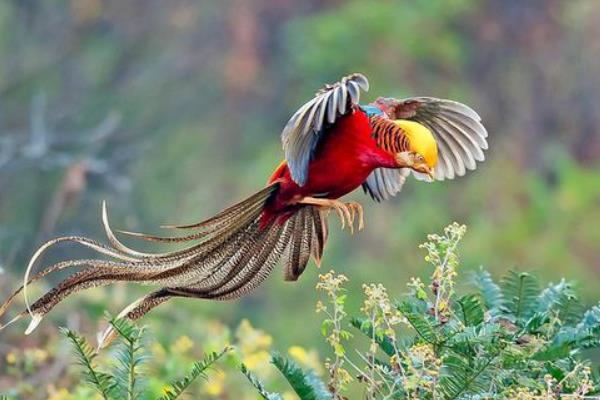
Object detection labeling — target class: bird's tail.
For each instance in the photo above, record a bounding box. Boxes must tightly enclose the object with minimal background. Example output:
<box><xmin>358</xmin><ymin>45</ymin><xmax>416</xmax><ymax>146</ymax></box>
<box><xmin>0</xmin><ymin>183</ymin><xmax>327</xmax><ymax>347</ymax></box>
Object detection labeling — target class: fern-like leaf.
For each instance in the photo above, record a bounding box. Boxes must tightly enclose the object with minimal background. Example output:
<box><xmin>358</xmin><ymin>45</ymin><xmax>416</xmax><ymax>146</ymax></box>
<box><xmin>438</xmin><ymin>355</ymin><xmax>496</xmax><ymax>400</ymax></box>
<box><xmin>240</xmin><ymin>363</ymin><xmax>284</xmax><ymax>400</ymax></box>
<box><xmin>567</xmin><ymin>303</ymin><xmax>600</xmax><ymax>348</ymax></box>
<box><xmin>456</xmin><ymin>294</ymin><xmax>484</xmax><ymax>327</ymax></box>
<box><xmin>158</xmin><ymin>347</ymin><xmax>231</xmax><ymax>400</ymax></box>
<box><xmin>534</xmin><ymin>303</ymin><xmax>600</xmax><ymax>360</ymax></box>
<box><xmin>471</xmin><ymin>267</ymin><xmax>503</xmax><ymax>315</ymax></box>
<box><xmin>397</xmin><ymin>301</ymin><xmax>442</xmax><ymax>345</ymax></box>
<box><xmin>536</xmin><ymin>280</ymin><xmax>581</xmax><ymax>324</ymax></box>
<box><xmin>500</xmin><ymin>271</ymin><xmax>540</xmax><ymax>321</ymax></box>
<box><xmin>270</xmin><ymin>352</ymin><xmax>332</xmax><ymax>400</ymax></box>
<box><xmin>532</xmin><ymin>342</ymin><xmax>572</xmax><ymax>361</ymax></box>
<box><xmin>61</xmin><ymin>327</ymin><xmax>117</xmax><ymax>399</ymax></box>
<box><xmin>109</xmin><ymin>317</ymin><xmax>147</xmax><ymax>400</ymax></box>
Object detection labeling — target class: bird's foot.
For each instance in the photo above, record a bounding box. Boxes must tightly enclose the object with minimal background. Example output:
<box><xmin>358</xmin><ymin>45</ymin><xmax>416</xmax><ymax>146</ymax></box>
<box><xmin>346</xmin><ymin>201</ymin><xmax>364</xmax><ymax>232</ymax></box>
<box><xmin>299</xmin><ymin>197</ymin><xmax>364</xmax><ymax>233</ymax></box>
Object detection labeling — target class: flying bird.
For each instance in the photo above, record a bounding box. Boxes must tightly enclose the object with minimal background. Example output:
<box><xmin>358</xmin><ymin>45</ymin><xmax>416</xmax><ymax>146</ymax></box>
<box><xmin>0</xmin><ymin>73</ymin><xmax>488</xmax><ymax>346</ymax></box>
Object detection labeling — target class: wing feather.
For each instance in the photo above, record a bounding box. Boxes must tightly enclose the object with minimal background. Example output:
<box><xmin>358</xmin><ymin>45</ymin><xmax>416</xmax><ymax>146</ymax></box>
<box><xmin>347</xmin><ymin>81</ymin><xmax>360</xmax><ymax>103</ymax></box>
<box><xmin>327</xmin><ymin>87</ymin><xmax>339</xmax><ymax>124</ymax></box>
<box><xmin>363</xmin><ymin>97</ymin><xmax>488</xmax><ymax>197</ymax></box>
<box><xmin>337</xmin><ymin>84</ymin><xmax>347</xmax><ymax>114</ymax></box>
<box><xmin>281</xmin><ymin>73</ymin><xmax>370</xmax><ymax>185</ymax></box>
<box><xmin>362</xmin><ymin>167</ymin><xmax>411</xmax><ymax>202</ymax></box>
<box><xmin>401</xmin><ymin>97</ymin><xmax>488</xmax><ymax>181</ymax></box>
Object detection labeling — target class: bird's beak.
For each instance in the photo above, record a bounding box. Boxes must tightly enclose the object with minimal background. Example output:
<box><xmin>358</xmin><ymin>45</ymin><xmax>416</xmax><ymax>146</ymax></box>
<box><xmin>423</xmin><ymin>166</ymin><xmax>435</xmax><ymax>181</ymax></box>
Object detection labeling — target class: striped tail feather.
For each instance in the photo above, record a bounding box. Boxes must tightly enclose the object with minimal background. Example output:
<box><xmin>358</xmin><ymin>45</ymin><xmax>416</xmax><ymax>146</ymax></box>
<box><xmin>0</xmin><ymin>184</ymin><xmax>328</xmax><ymax>342</ymax></box>
<box><xmin>97</xmin><ymin>206</ymin><xmax>327</xmax><ymax>348</ymax></box>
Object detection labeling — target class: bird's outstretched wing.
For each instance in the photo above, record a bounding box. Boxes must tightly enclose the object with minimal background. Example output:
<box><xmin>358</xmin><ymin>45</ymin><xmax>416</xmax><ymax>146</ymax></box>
<box><xmin>363</xmin><ymin>98</ymin><xmax>488</xmax><ymax>201</ymax></box>
<box><xmin>281</xmin><ymin>73</ymin><xmax>369</xmax><ymax>186</ymax></box>
<box><xmin>395</xmin><ymin>97</ymin><xmax>488</xmax><ymax>180</ymax></box>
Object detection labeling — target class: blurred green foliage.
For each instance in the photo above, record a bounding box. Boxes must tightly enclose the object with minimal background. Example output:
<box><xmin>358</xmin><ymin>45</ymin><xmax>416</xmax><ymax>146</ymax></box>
<box><xmin>1</xmin><ymin>0</ymin><xmax>599</xmax><ymax>398</ymax></box>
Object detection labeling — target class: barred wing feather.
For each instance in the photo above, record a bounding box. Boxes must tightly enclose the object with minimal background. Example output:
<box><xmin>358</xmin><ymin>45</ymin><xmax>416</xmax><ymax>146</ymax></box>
<box><xmin>281</xmin><ymin>73</ymin><xmax>369</xmax><ymax>186</ymax></box>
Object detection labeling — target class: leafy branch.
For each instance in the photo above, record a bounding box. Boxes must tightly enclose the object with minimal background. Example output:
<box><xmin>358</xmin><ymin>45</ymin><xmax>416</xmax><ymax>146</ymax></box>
<box><xmin>62</xmin><ymin>318</ymin><xmax>230</xmax><ymax>400</ymax></box>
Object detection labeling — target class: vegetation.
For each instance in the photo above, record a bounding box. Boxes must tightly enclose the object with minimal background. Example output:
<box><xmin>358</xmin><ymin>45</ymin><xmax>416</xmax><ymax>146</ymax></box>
<box><xmin>4</xmin><ymin>223</ymin><xmax>599</xmax><ymax>399</ymax></box>
<box><xmin>241</xmin><ymin>223</ymin><xmax>600</xmax><ymax>399</ymax></box>
<box><xmin>61</xmin><ymin>317</ymin><xmax>231</xmax><ymax>400</ymax></box>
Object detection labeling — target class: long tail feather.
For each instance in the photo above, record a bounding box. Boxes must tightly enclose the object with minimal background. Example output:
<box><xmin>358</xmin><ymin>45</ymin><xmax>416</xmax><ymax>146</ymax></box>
<box><xmin>311</xmin><ymin>207</ymin><xmax>327</xmax><ymax>266</ymax></box>
<box><xmin>97</xmin><ymin>289</ymin><xmax>172</xmax><ymax>349</ymax></box>
<box><xmin>1</xmin><ymin>184</ymin><xmax>330</xmax><ymax>335</ymax></box>
<box><xmin>21</xmin><ymin>236</ymin><xmax>141</xmax><ymax>321</ymax></box>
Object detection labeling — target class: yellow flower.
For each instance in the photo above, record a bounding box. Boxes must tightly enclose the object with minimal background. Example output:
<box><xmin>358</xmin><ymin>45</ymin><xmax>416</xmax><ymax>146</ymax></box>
<box><xmin>288</xmin><ymin>346</ymin><xmax>323</xmax><ymax>374</ymax></box>
<box><xmin>288</xmin><ymin>346</ymin><xmax>309</xmax><ymax>364</ymax></box>
<box><xmin>204</xmin><ymin>369</ymin><xmax>226</xmax><ymax>396</ymax></box>
<box><xmin>47</xmin><ymin>388</ymin><xmax>73</xmax><ymax>400</ymax></box>
<box><xmin>151</xmin><ymin>341</ymin><xmax>166</xmax><ymax>360</ymax></box>
<box><xmin>171</xmin><ymin>335</ymin><xmax>194</xmax><ymax>354</ymax></box>
<box><xmin>236</xmin><ymin>319</ymin><xmax>273</xmax><ymax>355</ymax></box>
<box><xmin>315</xmin><ymin>300</ymin><xmax>326</xmax><ymax>313</ymax></box>
<box><xmin>242</xmin><ymin>350</ymin><xmax>270</xmax><ymax>370</ymax></box>
<box><xmin>33</xmin><ymin>348</ymin><xmax>49</xmax><ymax>363</ymax></box>
<box><xmin>6</xmin><ymin>352</ymin><xmax>16</xmax><ymax>364</ymax></box>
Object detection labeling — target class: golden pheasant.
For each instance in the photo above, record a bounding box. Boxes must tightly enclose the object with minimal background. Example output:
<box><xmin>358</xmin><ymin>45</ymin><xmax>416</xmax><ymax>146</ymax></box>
<box><xmin>0</xmin><ymin>73</ymin><xmax>488</xmax><ymax>346</ymax></box>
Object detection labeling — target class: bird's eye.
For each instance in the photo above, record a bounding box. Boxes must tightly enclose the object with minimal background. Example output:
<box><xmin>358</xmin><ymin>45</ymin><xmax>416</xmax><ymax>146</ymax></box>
<box><xmin>417</xmin><ymin>154</ymin><xmax>425</xmax><ymax>163</ymax></box>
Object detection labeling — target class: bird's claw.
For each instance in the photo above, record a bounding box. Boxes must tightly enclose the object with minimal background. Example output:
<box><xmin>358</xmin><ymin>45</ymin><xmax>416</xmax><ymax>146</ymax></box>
<box><xmin>299</xmin><ymin>197</ymin><xmax>365</xmax><ymax>233</ymax></box>
<box><xmin>324</xmin><ymin>201</ymin><xmax>364</xmax><ymax>233</ymax></box>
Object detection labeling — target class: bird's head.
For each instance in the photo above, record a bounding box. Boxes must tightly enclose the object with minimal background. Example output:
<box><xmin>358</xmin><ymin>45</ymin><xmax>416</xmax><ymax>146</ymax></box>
<box><xmin>393</xmin><ymin>119</ymin><xmax>438</xmax><ymax>180</ymax></box>
<box><xmin>372</xmin><ymin>97</ymin><xmax>438</xmax><ymax>179</ymax></box>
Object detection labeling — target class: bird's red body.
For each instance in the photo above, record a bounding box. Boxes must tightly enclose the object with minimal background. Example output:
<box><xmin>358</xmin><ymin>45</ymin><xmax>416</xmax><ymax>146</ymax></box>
<box><xmin>261</xmin><ymin>108</ymin><xmax>395</xmax><ymax>227</ymax></box>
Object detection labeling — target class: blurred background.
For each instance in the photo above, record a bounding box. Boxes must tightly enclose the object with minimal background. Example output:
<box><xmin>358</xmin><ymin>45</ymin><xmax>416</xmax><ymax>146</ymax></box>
<box><xmin>1</xmin><ymin>0</ymin><xmax>599</xmax><ymax>398</ymax></box>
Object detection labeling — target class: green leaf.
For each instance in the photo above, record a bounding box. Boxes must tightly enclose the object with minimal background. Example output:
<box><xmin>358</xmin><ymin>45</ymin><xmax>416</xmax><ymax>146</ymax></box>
<box><xmin>546</xmin><ymin>365</ymin><xmax>566</xmax><ymax>382</ymax></box>
<box><xmin>447</xmin><ymin>323</ymin><xmax>502</xmax><ymax>355</ymax></box>
<box><xmin>158</xmin><ymin>347</ymin><xmax>231</xmax><ymax>400</ymax></box>
<box><xmin>532</xmin><ymin>342</ymin><xmax>571</xmax><ymax>361</ymax></box>
<box><xmin>500</xmin><ymin>271</ymin><xmax>540</xmax><ymax>321</ymax></box>
<box><xmin>576</xmin><ymin>303</ymin><xmax>600</xmax><ymax>335</ymax></box>
<box><xmin>61</xmin><ymin>327</ymin><xmax>117</xmax><ymax>400</ymax></box>
<box><xmin>456</xmin><ymin>294</ymin><xmax>485</xmax><ymax>327</ymax></box>
<box><xmin>547</xmin><ymin>303</ymin><xmax>600</xmax><ymax>352</ymax></box>
<box><xmin>240</xmin><ymin>363</ymin><xmax>283</xmax><ymax>400</ymax></box>
<box><xmin>416</xmin><ymin>287</ymin><xmax>428</xmax><ymax>301</ymax></box>
<box><xmin>350</xmin><ymin>317</ymin><xmax>396</xmax><ymax>357</ymax></box>
<box><xmin>522</xmin><ymin>312</ymin><xmax>550</xmax><ymax>334</ymax></box>
<box><xmin>270</xmin><ymin>352</ymin><xmax>332</xmax><ymax>400</ymax></box>
<box><xmin>109</xmin><ymin>317</ymin><xmax>148</xmax><ymax>400</ymax></box>
<box><xmin>397</xmin><ymin>301</ymin><xmax>441</xmax><ymax>345</ymax></box>
<box><xmin>536</xmin><ymin>279</ymin><xmax>581</xmax><ymax>322</ymax></box>
<box><xmin>333</xmin><ymin>343</ymin><xmax>345</xmax><ymax>357</ymax></box>
<box><xmin>438</xmin><ymin>355</ymin><xmax>496</xmax><ymax>400</ymax></box>
<box><xmin>321</xmin><ymin>319</ymin><xmax>333</xmax><ymax>337</ymax></box>
<box><xmin>471</xmin><ymin>267</ymin><xmax>503</xmax><ymax>314</ymax></box>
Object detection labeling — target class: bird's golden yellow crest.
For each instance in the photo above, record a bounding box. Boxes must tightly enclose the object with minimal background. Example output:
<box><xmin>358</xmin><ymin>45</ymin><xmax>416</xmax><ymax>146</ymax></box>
<box><xmin>393</xmin><ymin>119</ymin><xmax>438</xmax><ymax>168</ymax></box>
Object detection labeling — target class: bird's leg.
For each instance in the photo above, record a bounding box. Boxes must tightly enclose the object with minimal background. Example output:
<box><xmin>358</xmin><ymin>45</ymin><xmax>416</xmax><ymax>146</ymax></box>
<box><xmin>300</xmin><ymin>197</ymin><xmax>351</xmax><ymax>230</ymax></box>
<box><xmin>299</xmin><ymin>197</ymin><xmax>364</xmax><ymax>232</ymax></box>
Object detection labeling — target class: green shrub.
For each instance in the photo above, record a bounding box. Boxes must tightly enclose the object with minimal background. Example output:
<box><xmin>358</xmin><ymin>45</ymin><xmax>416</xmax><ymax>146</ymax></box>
<box><xmin>244</xmin><ymin>223</ymin><xmax>600</xmax><ymax>399</ymax></box>
<box><xmin>61</xmin><ymin>317</ymin><xmax>231</xmax><ymax>400</ymax></box>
